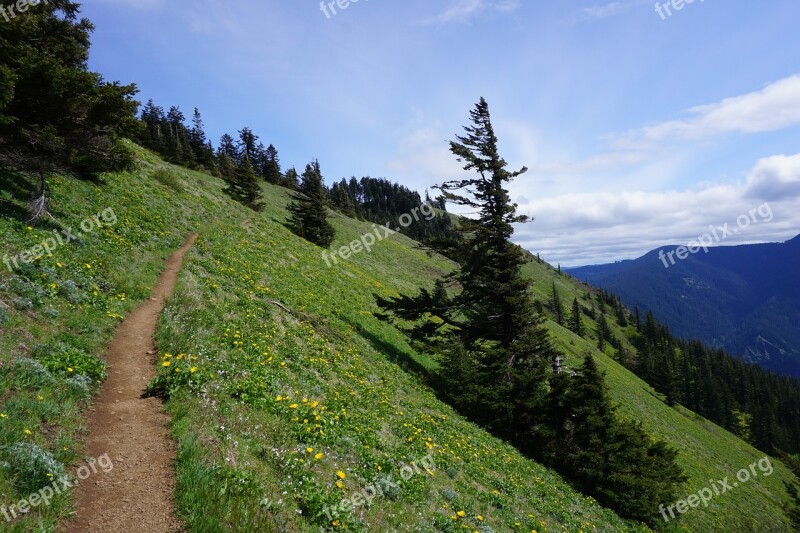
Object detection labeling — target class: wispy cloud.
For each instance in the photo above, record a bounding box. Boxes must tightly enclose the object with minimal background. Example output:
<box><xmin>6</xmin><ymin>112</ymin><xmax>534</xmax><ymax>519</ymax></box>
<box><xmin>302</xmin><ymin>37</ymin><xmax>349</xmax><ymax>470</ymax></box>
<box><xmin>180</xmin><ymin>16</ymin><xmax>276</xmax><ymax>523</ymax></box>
<box><xmin>578</xmin><ymin>0</ymin><xmax>649</xmax><ymax>21</ymax></box>
<box><xmin>612</xmin><ymin>74</ymin><xmax>800</xmax><ymax>147</ymax></box>
<box><xmin>530</xmin><ymin>74</ymin><xmax>800</xmax><ymax>179</ymax></box>
<box><xmin>421</xmin><ymin>0</ymin><xmax>521</xmax><ymax>24</ymax></box>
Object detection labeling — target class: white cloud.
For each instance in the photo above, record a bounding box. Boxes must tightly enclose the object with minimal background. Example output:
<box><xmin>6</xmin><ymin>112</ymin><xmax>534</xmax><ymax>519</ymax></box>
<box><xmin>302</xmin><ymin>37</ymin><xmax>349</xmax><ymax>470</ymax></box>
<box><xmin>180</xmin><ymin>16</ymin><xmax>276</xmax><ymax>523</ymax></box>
<box><xmin>612</xmin><ymin>74</ymin><xmax>800</xmax><ymax>147</ymax></box>
<box><xmin>513</xmin><ymin>152</ymin><xmax>800</xmax><ymax>266</ymax></box>
<box><xmin>745</xmin><ymin>153</ymin><xmax>800</xmax><ymax>201</ymax></box>
<box><xmin>578</xmin><ymin>0</ymin><xmax>649</xmax><ymax>21</ymax></box>
<box><xmin>529</xmin><ymin>74</ymin><xmax>800</xmax><ymax>183</ymax></box>
<box><xmin>421</xmin><ymin>0</ymin><xmax>521</xmax><ymax>24</ymax></box>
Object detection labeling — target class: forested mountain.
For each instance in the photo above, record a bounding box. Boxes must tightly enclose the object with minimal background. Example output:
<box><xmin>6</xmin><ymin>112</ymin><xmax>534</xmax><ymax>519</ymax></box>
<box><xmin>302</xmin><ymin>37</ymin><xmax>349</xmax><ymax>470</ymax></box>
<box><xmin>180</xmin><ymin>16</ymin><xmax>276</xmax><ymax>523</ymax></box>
<box><xmin>560</xmin><ymin>289</ymin><xmax>800</xmax><ymax>455</ymax></box>
<box><xmin>568</xmin><ymin>236</ymin><xmax>800</xmax><ymax>377</ymax></box>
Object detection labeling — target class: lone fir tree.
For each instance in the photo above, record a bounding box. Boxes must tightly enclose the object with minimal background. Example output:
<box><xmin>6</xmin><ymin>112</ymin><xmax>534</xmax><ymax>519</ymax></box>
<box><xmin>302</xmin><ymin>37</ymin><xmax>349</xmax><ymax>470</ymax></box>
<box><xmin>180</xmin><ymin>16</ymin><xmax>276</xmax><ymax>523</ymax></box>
<box><xmin>377</xmin><ymin>97</ymin><xmax>558</xmax><ymax>439</ymax></box>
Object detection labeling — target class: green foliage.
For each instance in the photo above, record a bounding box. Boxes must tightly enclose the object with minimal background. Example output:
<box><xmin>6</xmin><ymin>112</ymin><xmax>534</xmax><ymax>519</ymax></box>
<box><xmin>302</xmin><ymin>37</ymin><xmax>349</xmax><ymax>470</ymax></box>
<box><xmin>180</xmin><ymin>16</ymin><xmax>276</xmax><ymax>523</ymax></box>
<box><xmin>550</xmin><ymin>282</ymin><xmax>564</xmax><ymax>326</ymax></box>
<box><xmin>262</xmin><ymin>144</ymin><xmax>283</xmax><ymax>184</ymax></box>
<box><xmin>328</xmin><ymin>176</ymin><xmax>458</xmax><ymax>245</ymax></box>
<box><xmin>152</xmin><ymin>166</ymin><xmax>184</xmax><ymax>192</ymax></box>
<box><xmin>1</xmin><ymin>147</ymin><xmax>796</xmax><ymax>531</ymax></box>
<box><xmin>287</xmin><ymin>160</ymin><xmax>335</xmax><ymax>247</ymax></box>
<box><xmin>222</xmin><ymin>156</ymin><xmax>264</xmax><ymax>211</ymax></box>
<box><xmin>31</xmin><ymin>343</ymin><xmax>107</xmax><ymax>384</ymax></box>
<box><xmin>379</xmin><ymin>98</ymin><xmax>556</xmax><ymax>442</ymax></box>
<box><xmin>544</xmin><ymin>354</ymin><xmax>686</xmax><ymax>525</ymax></box>
<box><xmin>0</xmin><ymin>0</ymin><xmax>138</xmax><ymax>219</ymax></box>
<box><xmin>0</xmin><ymin>442</ymin><xmax>67</xmax><ymax>495</ymax></box>
<box><xmin>569</xmin><ymin>298</ymin><xmax>584</xmax><ymax>336</ymax></box>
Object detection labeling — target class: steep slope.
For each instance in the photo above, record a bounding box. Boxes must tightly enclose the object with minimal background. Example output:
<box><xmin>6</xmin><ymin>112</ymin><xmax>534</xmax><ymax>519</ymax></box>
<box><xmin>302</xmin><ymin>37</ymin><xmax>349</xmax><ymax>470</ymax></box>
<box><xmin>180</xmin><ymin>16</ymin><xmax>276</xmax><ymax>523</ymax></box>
<box><xmin>0</xmin><ymin>148</ymin><xmax>645</xmax><ymax>532</ymax></box>
<box><xmin>567</xmin><ymin>238</ymin><xmax>800</xmax><ymax>377</ymax></box>
<box><xmin>0</xmin><ymin>146</ymin><xmax>796</xmax><ymax>531</ymax></box>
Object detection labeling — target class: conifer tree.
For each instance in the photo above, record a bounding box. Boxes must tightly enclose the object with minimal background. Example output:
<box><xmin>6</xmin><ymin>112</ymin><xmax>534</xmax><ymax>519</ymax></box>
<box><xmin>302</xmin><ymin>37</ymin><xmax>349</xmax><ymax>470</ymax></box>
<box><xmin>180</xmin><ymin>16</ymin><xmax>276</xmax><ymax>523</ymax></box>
<box><xmin>221</xmin><ymin>154</ymin><xmax>263</xmax><ymax>211</ymax></box>
<box><xmin>237</xmin><ymin>127</ymin><xmax>258</xmax><ymax>161</ymax></box>
<box><xmin>263</xmin><ymin>144</ymin><xmax>282</xmax><ymax>184</ymax></box>
<box><xmin>569</xmin><ymin>298</ymin><xmax>584</xmax><ymax>336</ymax></box>
<box><xmin>551</xmin><ymin>354</ymin><xmax>686</xmax><ymax>525</ymax></box>
<box><xmin>377</xmin><ymin>98</ymin><xmax>558</xmax><ymax>439</ymax></box>
<box><xmin>550</xmin><ymin>282</ymin><xmax>565</xmax><ymax>326</ymax></box>
<box><xmin>216</xmin><ymin>152</ymin><xmax>236</xmax><ymax>182</ymax></box>
<box><xmin>0</xmin><ymin>0</ymin><xmax>138</xmax><ymax>221</ymax></box>
<box><xmin>284</xmin><ymin>166</ymin><xmax>300</xmax><ymax>190</ymax></box>
<box><xmin>287</xmin><ymin>160</ymin><xmax>335</xmax><ymax>247</ymax></box>
<box><xmin>597</xmin><ymin>313</ymin><xmax>611</xmax><ymax>351</ymax></box>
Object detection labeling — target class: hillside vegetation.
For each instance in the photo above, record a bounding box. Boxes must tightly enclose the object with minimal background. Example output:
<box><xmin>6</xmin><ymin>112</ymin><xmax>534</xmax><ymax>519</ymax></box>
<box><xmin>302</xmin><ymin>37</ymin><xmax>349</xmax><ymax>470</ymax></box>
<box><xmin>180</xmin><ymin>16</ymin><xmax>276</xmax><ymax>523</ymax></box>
<box><xmin>0</xmin><ymin>146</ymin><xmax>796</xmax><ymax>531</ymax></box>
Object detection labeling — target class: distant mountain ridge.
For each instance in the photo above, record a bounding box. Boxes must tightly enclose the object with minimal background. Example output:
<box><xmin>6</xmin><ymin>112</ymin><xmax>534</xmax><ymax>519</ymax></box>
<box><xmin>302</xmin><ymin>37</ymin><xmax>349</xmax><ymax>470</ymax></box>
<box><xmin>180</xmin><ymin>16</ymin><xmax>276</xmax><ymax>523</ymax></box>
<box><xmin>568</xmin><ymin>235</ymin><xmax>800</xmax><ymax>377</ymax></box>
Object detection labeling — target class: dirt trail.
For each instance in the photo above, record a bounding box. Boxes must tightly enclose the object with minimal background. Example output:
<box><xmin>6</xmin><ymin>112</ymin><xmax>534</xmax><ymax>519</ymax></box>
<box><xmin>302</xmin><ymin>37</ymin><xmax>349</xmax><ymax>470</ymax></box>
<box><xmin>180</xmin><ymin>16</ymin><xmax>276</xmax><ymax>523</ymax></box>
<box><xmin>62</xmin><ymin>233</ymin><xmax>197</xmax><ymax>533</ymax></box>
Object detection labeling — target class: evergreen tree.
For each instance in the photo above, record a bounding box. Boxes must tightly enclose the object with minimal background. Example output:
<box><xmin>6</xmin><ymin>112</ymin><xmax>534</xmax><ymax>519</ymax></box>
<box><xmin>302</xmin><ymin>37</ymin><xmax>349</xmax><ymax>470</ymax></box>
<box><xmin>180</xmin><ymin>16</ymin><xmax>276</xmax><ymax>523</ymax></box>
<box><xmin>217</xmin><ymin>152</ymin><xmax>237</xmax><ymax>183</ymax></box>
<box><xmin>569</xmin><ymin>298</ymin><xmax>584</xmax><ymax>336</ymax></box>
<box><xmin>550</xmin><ymin>355</ymin><xmax>686</xmax><ymax>525</ymax></box>
<box><xmin>597</xmin><ymin>313</ymin><xmax>611</xmax><ymax>351</ymax></box>
<box><xmin>550</xmin><ymin>282</ymin><xmax>565</xmax><ymax>326</ymax></box>
<box><xmin>287</xmin><ymin>160</ymin><xmax>335</xmax><ymax>247</ymax></box>
<box><xmin>222</xmin><ymin>155</ymin><xmax>263</xmax><ymax>211</ymax></box>
<box><xmin>377</xmin><ymin>98</ymin><xmax>557</xmax><ymax>441</ymax></box>
<box><xmin>616</xmin><ymin>303</ymin><xmax>628</xmax><ymax>327</ymax></box>
<box><xmin>263</xmin><ymin>144</ymin><xmax>282</xmax><ymax>184</ymax></box>
<box><xmin>284</xmin><ymin>166</ymin><xmax>300</xmax><ymax>190</ymax></box>
<box><xmin>188</xmin><ymin>108</ymin><xmax>216</xmax><ymax>171</ymax></box>
<box><xmin>237</xmin><ymin>127</ymin><xmax>258</xmax><ymax>162</ymax></box>
<box><xmin>0</xmin><ymin>0</ymin><xmax>139</xmax><ymax>220</ymax></box>
<box><xmin>218</xmin><ymin>134</ymin><xmax>237</xmax><ymax>160</ymax></box>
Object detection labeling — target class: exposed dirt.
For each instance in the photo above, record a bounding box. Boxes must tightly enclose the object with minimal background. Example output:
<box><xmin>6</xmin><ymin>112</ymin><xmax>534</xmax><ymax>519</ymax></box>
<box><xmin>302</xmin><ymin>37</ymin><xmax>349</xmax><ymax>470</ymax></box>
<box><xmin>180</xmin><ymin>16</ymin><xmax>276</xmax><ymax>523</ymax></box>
<box><xmin>61</xmin><ymin>234</ymin><xmax>197</xmax><ymax>533</ymax></box>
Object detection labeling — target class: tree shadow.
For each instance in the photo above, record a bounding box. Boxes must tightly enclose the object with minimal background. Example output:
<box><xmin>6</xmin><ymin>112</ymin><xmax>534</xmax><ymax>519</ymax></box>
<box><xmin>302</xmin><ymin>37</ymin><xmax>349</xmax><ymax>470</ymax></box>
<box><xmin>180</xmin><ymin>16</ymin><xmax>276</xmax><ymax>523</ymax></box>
<box><xmin>0</xmin><ymin>169</ymin><xmax>34</xmax><ymax>221</ymax></box>
<box><xmin>348</xmin><ymin>319</ymin><xmax>433</xmax><ymax>384</ymax></box>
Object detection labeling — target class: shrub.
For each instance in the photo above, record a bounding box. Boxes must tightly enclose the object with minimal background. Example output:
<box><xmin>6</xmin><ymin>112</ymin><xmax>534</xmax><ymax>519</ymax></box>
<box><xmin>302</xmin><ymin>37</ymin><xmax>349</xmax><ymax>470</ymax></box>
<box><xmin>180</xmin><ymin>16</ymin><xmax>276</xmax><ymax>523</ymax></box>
<box><xmin>58</xmin><ymin>279</ymin><xmax>88</xmax><ymax>304</ymax></box>
<box><xmin>12</xmin><ymin>357</ymin><xmax>57</xmax><ymax>388</ymax></box>
<box><xmin>153</xmin><ymin>167</ymin><xmax>184</xmax><ymax>192</ymax></box>
<box><xmin>0</xmin><ymin>442</ymin><xmax>67</xmax><ymax>495</ymax></box>
<box><xmin>31</xmin><ymin>343</ymin><xmax>107</xmax><ymax>384</ymax></box>
<box><xmin>1</xmin><ymin>276</ymin><xmax>48</xmax><ymax>307</ymax></box>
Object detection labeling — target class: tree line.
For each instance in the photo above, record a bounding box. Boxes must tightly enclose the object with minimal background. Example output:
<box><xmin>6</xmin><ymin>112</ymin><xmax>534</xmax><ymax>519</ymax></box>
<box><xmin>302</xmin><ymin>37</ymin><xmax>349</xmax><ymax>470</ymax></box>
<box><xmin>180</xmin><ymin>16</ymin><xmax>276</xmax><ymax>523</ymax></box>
<box><xmin>137</xmin><ymin>101</ymin><xmax>458</xmax><ymax>248</ymax></box>
<box><xmin>329</xmin><ymin>176</ymin><xmax>457</xmax><ymax>245</ymax></box>
<box><xmin>549</xmin><ymin>283</ymin><xmax>800</xmax><ymax>456</ymax></box>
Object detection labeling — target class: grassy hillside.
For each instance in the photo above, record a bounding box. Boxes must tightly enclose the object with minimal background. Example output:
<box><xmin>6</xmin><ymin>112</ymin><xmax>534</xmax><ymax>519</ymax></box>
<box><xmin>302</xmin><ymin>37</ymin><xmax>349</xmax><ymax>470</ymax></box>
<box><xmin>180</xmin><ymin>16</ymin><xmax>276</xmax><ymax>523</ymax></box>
<box><xmin>0</xmin><ymin>146</ymin><xmax>795</xmax><ymax>531</ymax></box>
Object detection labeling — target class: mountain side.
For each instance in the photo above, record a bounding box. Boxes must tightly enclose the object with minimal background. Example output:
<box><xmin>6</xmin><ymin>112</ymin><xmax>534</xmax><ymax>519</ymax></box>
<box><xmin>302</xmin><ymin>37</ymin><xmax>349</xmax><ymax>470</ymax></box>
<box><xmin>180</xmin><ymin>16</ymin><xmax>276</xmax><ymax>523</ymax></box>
<box><xmin>568</xmin><ymin>237</ymin><xmax>800</xmax><ymax>377</ymax></box>
<box><xmin>0</xmin><ymin>146</ymin><xmax>794</xmax><ymax>531</ymax></box>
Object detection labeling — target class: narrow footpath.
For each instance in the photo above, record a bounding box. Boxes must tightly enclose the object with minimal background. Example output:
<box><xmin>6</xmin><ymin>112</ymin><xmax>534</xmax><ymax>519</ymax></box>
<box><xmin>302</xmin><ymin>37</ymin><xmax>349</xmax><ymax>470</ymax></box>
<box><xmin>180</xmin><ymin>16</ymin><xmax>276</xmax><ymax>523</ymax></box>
<box><xmin>62</xmin><ymin>234</ymin><xmax>198</xmax><ymax>533</ymax></box>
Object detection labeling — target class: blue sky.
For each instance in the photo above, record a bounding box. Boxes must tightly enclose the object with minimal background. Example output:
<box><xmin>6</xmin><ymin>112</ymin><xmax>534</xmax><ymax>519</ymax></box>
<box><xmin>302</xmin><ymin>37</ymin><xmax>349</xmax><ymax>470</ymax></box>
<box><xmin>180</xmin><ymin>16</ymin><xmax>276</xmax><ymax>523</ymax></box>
<box><xmin>81</xmin><ymin>0</ymin><xmax>800</xmax><ymax>265</ymax></box>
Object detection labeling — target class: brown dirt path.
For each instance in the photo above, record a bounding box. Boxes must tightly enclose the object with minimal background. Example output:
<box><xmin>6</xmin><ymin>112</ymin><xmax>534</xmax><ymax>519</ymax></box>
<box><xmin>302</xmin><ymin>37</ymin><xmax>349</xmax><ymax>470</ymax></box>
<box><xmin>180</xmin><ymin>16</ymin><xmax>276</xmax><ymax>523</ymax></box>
<box><xmin>62</xmin><ymin>233</ymin><xmax>197</xmax><ymax>533</ymax></box>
